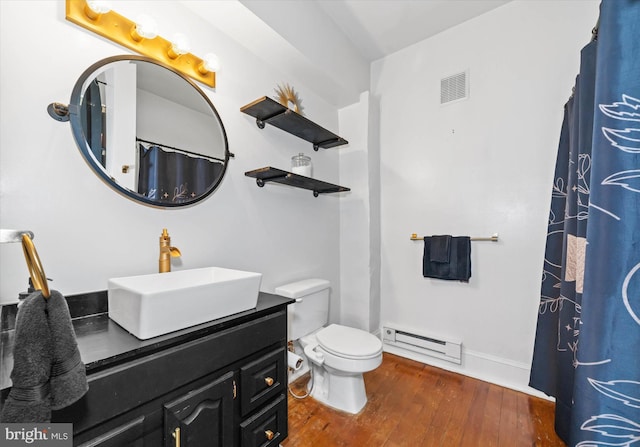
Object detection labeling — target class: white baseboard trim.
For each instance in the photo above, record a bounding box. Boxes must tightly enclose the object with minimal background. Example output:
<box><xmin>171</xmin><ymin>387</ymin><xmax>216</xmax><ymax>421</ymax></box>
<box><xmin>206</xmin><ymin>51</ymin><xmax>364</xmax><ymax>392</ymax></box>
<box><xmin>383</xmin><ymin>344</ymin><xmax>553</xmax><ymax>401</ymax></box>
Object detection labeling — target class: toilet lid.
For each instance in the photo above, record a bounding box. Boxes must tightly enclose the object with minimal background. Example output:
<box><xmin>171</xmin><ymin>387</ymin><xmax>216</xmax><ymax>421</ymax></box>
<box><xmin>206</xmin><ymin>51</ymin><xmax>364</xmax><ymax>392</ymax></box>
<box><xmin>316</xmin><ymin>324</ymin><xmax>382</xmax><ymax>359</ymax></box>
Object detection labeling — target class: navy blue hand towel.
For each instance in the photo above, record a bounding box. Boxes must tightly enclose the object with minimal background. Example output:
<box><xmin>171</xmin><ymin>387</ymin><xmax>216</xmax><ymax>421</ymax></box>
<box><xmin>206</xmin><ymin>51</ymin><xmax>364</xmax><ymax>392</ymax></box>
<box><xmin>430</xmin><ymin>235</ymin><xmax>452</xmax><ymax>263</ymax></box>
<box><xmin>423</xmin><ymin>236</ymin><xmax>471</xmax><ymax>282</ymax></box>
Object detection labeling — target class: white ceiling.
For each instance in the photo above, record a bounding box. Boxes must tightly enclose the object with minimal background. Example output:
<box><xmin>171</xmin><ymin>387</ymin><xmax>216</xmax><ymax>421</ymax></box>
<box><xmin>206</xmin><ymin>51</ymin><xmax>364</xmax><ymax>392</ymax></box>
<box><xmin>314</xmin><ymin>0</ymin><xmax>511</xmax><ymax>62</ymax></box>
<box><xmin>182</xmin><ymin>0</ymin><xmax>512</xmax><ymax>106</ymax></box>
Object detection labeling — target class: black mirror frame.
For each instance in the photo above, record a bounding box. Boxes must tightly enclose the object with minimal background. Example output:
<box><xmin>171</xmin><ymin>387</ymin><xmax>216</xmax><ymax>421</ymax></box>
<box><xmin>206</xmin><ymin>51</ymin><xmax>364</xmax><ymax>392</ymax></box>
<box><xmin>68</xmin><ymin>55</ymin><xmax>230</xmax><ymax>208</ymax></box>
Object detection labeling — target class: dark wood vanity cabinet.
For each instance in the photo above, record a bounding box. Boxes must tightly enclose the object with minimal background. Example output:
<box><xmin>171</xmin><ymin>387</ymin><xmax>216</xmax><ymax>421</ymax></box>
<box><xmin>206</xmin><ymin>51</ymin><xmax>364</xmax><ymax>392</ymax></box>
<box><xmin>55</xmin><ymin>306</ymin><xmax>289</xmax><ymax>447</ymax></box>
<box><xmin>76</xmin><ymin>416</ymin><xmax>145</xmax><ymax>447</ymax></box>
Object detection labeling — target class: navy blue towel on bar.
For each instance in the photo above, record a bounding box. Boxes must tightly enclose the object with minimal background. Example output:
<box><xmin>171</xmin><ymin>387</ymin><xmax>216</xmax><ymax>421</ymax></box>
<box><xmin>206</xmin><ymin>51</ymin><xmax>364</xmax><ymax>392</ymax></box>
<box><xmin>429</xmin><ymin>235</ymin><xmax>452</xmax><ymax>263</ymax></box>
<box><xmin>423</xmin><ymin>236</ymin><xmax>471</xmax><ymax>282</ymax></box>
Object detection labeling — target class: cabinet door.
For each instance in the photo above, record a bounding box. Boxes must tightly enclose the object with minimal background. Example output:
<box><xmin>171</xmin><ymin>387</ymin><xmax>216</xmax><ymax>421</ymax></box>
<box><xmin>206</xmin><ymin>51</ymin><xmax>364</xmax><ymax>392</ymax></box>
<box><xmin>77</xmin><ymin>416</ymin><xmax>144</xmax><ymax>447</ymax></box>
<box><xmin>163</xmin><ymin>371</ymin><xmax>235</xmax><ymax>447</ymax></box>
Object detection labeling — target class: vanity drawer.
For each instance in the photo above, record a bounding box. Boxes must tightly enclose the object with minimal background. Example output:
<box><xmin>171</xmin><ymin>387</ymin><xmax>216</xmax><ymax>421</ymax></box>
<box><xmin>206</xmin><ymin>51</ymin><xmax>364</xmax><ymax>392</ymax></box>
<box><xmin>240</xmin><ymin>347</ymin><xmax>286</xmax><ymax>416</ymax></box>
<box><xmin>240</xmin><ymin>393</ymin><xmax>287</xmax><ymax>447</ymax></box>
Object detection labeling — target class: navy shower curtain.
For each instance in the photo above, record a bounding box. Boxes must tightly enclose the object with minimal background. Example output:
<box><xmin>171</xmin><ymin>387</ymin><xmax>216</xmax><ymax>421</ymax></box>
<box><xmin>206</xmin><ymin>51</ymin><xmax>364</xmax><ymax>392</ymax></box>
<box><xmin>530</xmin><ymin>1</ymin><xmax>640</xmax><ymax>445</ymax></box>
<box><xmin>138</xmin><ymin>144</ymin><xmax>223</xmax><ymax>203</ymax></box>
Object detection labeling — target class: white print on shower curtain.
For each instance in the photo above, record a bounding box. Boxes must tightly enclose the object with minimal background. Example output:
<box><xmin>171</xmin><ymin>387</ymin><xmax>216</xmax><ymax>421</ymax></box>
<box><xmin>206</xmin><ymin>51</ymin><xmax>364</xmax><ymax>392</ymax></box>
<box><xmin>539</xmin><ymin>154</ymin><xmax>591</xmax><ymax>367</ymax></box>
<box><xmin>622</xmin><ymin>263</ymin><xmax>640</xmax><ymax>326</ymax></box>
<box><xmin>576</xmin><ymin>94</ymin><xmax>640</xmax><ymax>447</ymax></box>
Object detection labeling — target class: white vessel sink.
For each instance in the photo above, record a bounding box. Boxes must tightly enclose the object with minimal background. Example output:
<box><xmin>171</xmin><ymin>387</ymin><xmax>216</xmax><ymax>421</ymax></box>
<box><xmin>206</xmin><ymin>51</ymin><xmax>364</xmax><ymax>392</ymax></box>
<box><xmin>108</xmin><ymin>267</ymin><xmax>262</xmax><ymax>339</ymax></box>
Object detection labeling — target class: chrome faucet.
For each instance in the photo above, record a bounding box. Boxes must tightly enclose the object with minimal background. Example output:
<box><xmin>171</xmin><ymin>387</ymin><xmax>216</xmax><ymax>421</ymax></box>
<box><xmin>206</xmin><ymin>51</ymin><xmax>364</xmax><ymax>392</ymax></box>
<box><xmin>159</xmin><ymin>228</ymin><xmax>181</xmax><ymax>273</ymax></box>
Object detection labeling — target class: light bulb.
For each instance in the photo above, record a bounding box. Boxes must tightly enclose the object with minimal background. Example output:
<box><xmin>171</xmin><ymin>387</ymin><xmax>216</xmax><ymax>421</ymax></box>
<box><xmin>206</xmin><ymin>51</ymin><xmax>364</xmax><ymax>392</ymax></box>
<box><xmin>84</xmin><ymin>0</ymin><xmax>111</xmax><ymax>20</ymax></box>
<box><xmin>131</xmin><ymin>14</ymin><xmax>158</xmax><ymax>41</ymax></box>
<box><xmin>198</xmin><ymin>53</ymin><xmax>220</xmax><ymax>74</ymax></box>
<box><xmin>168</xmin><ymin>33</ymin><xmax>190</xmax><ymax>59</ymax></box>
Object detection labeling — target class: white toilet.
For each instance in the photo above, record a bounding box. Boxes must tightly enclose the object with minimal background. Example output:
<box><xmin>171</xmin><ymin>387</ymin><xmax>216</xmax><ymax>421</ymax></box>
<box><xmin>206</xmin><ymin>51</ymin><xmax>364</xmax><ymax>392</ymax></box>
<box><xmin>275</xmin><ymin>278</ymin><xmax>383</xmax><ymax>414</ymax></box>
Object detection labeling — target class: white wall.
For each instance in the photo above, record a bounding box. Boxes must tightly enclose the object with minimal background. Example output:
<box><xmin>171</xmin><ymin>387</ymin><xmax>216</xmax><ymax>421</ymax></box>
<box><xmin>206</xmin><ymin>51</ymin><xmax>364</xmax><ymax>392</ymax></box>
<box><xmin>0</xmin><ymin>0</ymin><xmax>345</xmax><ymax>325</ymax></box>
<box><xmin>239</xmin><ymin>0</ymin><xmax>369</xmax><ymax>107</ymax></box>
<box><xmin>373</xmin><ymin>0</ymin><xmax>599</xmax><ymax>393</ymax></box>
<box><xmin>338</xmin><ymin>91</ymin><xmax>382</xmax><ymax>333</ymax></box>
<box><xmin>339</xmin><ymin>92</ymin><xmax>370</xmax><ymax>330</ymax></box>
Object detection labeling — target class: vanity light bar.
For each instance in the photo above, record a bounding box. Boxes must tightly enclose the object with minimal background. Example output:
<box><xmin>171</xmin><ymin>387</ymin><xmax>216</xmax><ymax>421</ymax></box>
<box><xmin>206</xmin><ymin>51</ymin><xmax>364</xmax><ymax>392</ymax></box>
<box><xmin>65</xmin><ymin>0</ymin><xmax>216</xmax><ymax>87</ymax></box>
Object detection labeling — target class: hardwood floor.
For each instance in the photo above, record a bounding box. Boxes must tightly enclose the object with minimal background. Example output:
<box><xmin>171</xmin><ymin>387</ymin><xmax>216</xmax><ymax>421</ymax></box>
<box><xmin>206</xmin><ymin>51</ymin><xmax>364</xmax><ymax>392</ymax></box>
<box><xmin>281</xmin><ymin>353</ymin><xmax>565</xmax><ymax>447</ymax></box>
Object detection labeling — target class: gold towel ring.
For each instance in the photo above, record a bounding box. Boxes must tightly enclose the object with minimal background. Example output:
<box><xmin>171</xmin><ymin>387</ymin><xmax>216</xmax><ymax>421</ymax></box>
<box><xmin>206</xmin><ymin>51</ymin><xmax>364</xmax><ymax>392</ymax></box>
<box><xmin>21</xmin><ymin>234</ymin><xmax>50</xmax><ymax>299</ymax></box>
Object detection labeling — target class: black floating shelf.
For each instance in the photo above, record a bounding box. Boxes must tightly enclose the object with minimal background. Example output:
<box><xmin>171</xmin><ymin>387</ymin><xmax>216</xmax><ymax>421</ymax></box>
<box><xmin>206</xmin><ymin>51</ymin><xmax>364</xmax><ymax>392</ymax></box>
<box><xmin>245</xmin><ymin>167</ymin><xmax>350</xmax><ymax>197</ymax></box>
<box><xmin>240</xmin><ymin>97</ymin><xmax>348</xmax><ymax>150</ymax></box>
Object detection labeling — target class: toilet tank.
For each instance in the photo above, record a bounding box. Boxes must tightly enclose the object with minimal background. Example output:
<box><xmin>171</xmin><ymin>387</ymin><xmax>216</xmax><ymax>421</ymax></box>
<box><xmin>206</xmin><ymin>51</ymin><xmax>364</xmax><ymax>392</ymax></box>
<box><xmin>275</xmin><ymin>279</ymin><xmax>330</xmax><ymax>341</ymax></box>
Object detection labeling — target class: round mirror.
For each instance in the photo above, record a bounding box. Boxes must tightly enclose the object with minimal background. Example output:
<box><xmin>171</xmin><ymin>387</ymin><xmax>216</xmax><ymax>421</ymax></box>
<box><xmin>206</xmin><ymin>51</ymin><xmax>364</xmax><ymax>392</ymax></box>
<box><xmin>68</xmin><ymin>55</ymin><xmax>229</xmax><ymax>207</ymax></box>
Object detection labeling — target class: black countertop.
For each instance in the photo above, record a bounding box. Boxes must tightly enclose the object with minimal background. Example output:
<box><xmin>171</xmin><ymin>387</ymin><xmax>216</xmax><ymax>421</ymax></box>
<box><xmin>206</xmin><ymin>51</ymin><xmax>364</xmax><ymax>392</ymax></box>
<box><xmin>0</xmin><ymin>291</ymin><xmax>293</xmax><ymax>391</ymax></box>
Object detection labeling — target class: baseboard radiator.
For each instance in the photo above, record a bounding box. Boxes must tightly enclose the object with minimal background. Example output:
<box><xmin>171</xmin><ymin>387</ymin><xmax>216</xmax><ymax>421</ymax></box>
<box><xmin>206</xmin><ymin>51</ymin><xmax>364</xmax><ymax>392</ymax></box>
<box><xmin>382</xmin><ymin>326</ymin><xmax>462</xmax><ymax>364</ymax></box>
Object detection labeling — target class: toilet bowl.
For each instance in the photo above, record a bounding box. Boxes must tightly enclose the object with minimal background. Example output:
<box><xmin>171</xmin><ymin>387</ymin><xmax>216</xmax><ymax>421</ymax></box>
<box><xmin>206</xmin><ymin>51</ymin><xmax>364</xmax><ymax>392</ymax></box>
<box><xmin>301</xmin><ymin>324</ymin><xmax>382</xmax><ymax>414</ymax></box>
<box><xmin>275</xmin><ymin>279</ymin><xmax>383</xmax><ymax>414</ymax></box>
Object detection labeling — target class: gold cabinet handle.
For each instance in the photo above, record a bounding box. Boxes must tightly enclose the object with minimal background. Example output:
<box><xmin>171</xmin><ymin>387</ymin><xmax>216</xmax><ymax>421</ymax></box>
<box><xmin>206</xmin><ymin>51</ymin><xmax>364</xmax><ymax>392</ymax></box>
<box><xmin>264</xmin><ymin>377</ymin><xmax>274</xmax><ymax>387</ymax></box>
<box><xmin>265</xmin><ymin>430</ymin><xmax>274</xmax><ymax>441</ymax></box>
<box><xmin>173</xmin><ymin>427</ymin><xmax>181</xmax><ymax>447</ymax></box>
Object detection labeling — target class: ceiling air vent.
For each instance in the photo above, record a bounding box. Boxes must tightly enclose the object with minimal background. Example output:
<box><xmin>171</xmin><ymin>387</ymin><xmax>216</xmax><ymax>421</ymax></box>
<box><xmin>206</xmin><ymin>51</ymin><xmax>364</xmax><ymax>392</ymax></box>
<box><xmin>440</xmin><ymin>71</ymin><xmax>468</xmax><ymax>105</ymax></box>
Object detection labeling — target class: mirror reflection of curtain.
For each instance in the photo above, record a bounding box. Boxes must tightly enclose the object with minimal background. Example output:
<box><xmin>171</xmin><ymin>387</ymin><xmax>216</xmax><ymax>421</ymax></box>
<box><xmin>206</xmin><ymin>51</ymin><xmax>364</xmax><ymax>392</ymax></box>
<box><xmin>137</xmin><ymin>144</ymin><xmax>223</xmax><ymax>203</ymax></box>
<box><xmin>80</xmin><ymin>80</ymin><xmax>106</xmax><ymax>167</ymax></box>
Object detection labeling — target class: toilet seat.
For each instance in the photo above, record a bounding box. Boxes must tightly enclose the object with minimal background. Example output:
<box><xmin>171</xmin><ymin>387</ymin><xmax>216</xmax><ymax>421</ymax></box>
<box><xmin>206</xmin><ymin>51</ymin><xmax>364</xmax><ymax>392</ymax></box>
<box><xmin>316</xmin><ymin>324</ymin><xmax>382</xmax><ymax>360</ymax></box>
